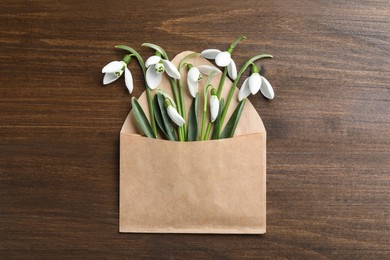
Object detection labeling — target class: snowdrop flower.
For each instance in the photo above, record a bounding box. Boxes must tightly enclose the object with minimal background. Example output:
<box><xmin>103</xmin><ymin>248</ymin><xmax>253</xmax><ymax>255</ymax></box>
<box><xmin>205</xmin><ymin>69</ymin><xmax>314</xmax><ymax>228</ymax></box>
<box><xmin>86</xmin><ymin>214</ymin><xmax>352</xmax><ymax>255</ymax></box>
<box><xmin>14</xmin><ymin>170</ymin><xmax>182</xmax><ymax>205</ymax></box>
<box><xmin>238</xmin><ymin>64</ymin><xmax>275</xmax><ymax>101</ymax></box>
<box><xmin>165</xmin><ymin>99</ymin><xmax>185</xmax><ymax>126</ymax></box>
<box><xmin>201</xmin><ymin>49</ymin><xmax>237</xmax><ymax>80</ymax></box>
<box><xmin>102</xmin><ymin>55</ymin><xmax>133</xmax><ymax>93</ymax></box>
<box><xmin>145</xmin><ymin>55</ymin><xmax>181</xmax><ymax>89</ymax></box>
<box><xmin>209</xmin><ymin>88</ymin><xmax>219</xmax><ymax>122</ymax></box>
<box><xmin>187</xmin><ymin>64</ymin><xmax>221</xmax><ymax>98</ymax></box>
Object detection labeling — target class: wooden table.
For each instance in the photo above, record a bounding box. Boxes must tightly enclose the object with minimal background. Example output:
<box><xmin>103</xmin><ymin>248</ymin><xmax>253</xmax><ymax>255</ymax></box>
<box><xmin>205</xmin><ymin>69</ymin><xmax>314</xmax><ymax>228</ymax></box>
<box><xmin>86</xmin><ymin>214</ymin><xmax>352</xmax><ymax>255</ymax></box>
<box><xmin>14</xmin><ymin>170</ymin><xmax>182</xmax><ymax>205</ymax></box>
<box><xmin>1</xmin><ymin>0</ymin><xmax>389</xmax><ymax>258</ymax></box>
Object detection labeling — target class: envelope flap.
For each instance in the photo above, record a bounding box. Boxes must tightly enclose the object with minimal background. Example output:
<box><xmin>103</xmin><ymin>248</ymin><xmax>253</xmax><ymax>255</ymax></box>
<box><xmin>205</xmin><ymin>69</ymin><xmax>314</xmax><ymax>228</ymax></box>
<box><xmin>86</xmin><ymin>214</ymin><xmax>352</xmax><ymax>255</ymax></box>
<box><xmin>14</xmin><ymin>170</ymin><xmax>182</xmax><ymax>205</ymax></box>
<box><xmin>121</xmin><ymin>51</ymin><xmax>266</xmax><ymax>137</ymax></box>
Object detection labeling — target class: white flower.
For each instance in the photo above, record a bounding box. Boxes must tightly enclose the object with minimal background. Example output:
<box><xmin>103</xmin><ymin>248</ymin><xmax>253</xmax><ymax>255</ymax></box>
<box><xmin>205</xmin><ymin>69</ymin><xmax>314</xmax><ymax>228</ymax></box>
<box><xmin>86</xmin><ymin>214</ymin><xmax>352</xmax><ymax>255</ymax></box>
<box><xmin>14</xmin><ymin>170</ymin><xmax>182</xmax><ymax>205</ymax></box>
<box><xmin>238</xmin><ymin>73</ymin><xmax>275</xmax><ymax>101</ymax></box>
<box><xmin>187</xmin><ymin>65</ymin><xmax>221</xmax><ymax>98</ymax></box>
<box><xmin>102</xmin><ymin>61</ymin><xmax>133</xmax><ymax>93</ymax></box>
<box><xmin>166</xmin><ymin>104</ymin><xmax>185</xmax><ymax>126</ymax></box>
<box><xmin>209</xmin><ymin>94</ymin><xmax>220</xmax><ymax>122</ymax></box>
<box><xmin>145</xmin><ymin>56</ymin><xmax>181</xmax><ymax>89</ymax></box>
<box><xmin>201</xmin><ymin>49</ymin><xmax>237</xmax><ymax>80</ymax></box>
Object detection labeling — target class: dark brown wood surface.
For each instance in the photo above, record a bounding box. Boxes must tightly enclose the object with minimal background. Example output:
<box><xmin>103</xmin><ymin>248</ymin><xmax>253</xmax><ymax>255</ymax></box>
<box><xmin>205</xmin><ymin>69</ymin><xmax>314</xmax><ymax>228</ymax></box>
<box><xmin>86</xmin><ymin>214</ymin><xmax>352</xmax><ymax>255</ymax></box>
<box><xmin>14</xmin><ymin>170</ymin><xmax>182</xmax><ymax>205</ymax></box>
<box><xmin>1</xmin><ymin>0</ymin><xmax>389</xmax><ymax>258</ymax></box>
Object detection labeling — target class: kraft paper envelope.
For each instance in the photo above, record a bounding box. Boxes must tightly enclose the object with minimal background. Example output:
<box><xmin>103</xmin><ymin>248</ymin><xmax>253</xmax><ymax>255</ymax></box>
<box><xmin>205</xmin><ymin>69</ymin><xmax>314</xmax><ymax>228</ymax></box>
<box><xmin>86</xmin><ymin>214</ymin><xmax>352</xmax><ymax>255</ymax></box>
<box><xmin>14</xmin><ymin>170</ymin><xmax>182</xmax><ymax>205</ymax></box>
<box><xmin>120</xmin><ymin>51</ymin><xmax>266</xmax><ymax>234</ymax></box>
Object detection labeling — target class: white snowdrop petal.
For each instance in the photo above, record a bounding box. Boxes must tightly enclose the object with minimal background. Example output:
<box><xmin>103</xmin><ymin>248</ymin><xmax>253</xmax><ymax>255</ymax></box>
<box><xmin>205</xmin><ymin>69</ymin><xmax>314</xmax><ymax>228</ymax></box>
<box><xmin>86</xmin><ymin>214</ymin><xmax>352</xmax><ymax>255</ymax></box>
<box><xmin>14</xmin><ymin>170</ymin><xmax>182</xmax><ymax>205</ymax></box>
<box><xmin>215</xmin><ymin>51</ymin><xmax>232</xmax><ymax>67</ymax></box>
<box><xmin>227</xmin><ymin>59</ymin><xmax>237</xmax><ymax>80</ymax></box>
<box><xmin>187</xmin><ymin>78</ymin><xmax>198</xmax><ymax>98</ymax></box>
<box><xmin>201</xmin><ymin>49</ymin><xmax>222</xmax><ymax>59</ymax></box>
<box><xmin>103</xmin><ymin>72</ymin><xmax>120</xmax><ymax>85</ymax></box>
<box><xmin>187</xmin><ymin>67</ymin><xmax>200</xmax><ymax>82</ymax></box>
<box><xmin>146</xmin><ymin>66</ymin><xmax>162</xmax><ymax>89</ymax></box>
<box><xmin>260</xmin><ymin>76</ymin><xmax>275</xmax><ymax>99</ymax></box>
<box><xmin>102</xmin><ymin>61</ymin><xmax>123</xmax><ymax>73</ymax></box>
<box><xmin>238</xmin><ymin>78</ymin><xmax>251</xmax><ymax>101</ymax></box>
<box><xmin>197</xmin><ymin>65</ymin><xmax>221</xmax><ymax>75</ymax></box>
<box><xmin>249</xmin><ymin>73</ymin><xmax>261</xmax><ymax>95</ymax></box>
<box><xmin>167</xmin><ymin>106</ymin><xmax>185</xmax><ymax>126</ymax></box>
<box><xmin>209</xmin><ymin>95</ymin><xmax>220</xmax><ymax>122</ymax></box>
<box><xmin>162</xmin><ymin>59</ymin><xmax>181</xmax><ymax>79</ymax></box>
<box><xmin>124</xmin><ymin>67</ymin><xmax>133</xmax><ymax>94</ymax></box>
<box><xmin>145</xmin><ymin>55</ymin><xmax>161</xmax><ymax>68</ymax></box>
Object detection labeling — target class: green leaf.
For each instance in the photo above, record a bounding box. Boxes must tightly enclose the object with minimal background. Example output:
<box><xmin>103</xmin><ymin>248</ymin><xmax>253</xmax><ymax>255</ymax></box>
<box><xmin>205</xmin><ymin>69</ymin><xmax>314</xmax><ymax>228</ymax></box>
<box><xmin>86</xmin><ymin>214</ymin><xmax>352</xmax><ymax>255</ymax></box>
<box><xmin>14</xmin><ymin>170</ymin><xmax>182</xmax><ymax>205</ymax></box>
<box><xmin>153</xmin><ymin>94</ymin><xmax>169</xmax><ymax>138</ymax></box>
<box><xmin>131</xmin><ymin>97</ymin><xmax>155</xmax><ymax>138</ymax></box>
<box><xmin>153</xmin><ymin>93</ymin><xmax>176</xmax><ymax>141</ymax></box>
<box><xmin>187</xmin><ymin>93</ymin><xmax>199</xmax><ymax>141</ymax></box>
<box><xmin>142</xmin><ymin>43</ymin><xmax>169</xmax><ymax>60</ymax></box>
<box><xmin>211</xmin><ymin>98</ymin><xmax>225</xmax><ymax>140</ymax></box>
<box><xmin>220</xmin><ymin>99</ymin><xmax>246</xmax><ymax>139</ymax></box>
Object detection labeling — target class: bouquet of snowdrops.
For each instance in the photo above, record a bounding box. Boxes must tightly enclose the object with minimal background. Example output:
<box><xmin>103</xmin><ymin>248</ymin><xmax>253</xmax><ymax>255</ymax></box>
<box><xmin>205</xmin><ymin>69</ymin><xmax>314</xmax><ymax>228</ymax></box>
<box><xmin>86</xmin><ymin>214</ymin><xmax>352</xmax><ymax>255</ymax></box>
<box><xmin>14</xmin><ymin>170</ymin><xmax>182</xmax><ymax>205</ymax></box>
<box><xmin>102</xmin><ymin>36</ymin><xmax>274</xmax><ymax>141</ymax></box>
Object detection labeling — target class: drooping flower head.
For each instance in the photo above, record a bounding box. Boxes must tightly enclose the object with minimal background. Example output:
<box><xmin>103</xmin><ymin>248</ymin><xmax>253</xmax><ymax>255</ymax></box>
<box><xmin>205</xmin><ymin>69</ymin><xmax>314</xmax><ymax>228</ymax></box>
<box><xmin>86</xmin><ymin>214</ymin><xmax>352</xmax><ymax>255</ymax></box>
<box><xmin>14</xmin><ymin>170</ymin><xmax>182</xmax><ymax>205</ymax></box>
<box><xmin>201</xmin><ymin>49</ymin><xmax>237</xmax><ymax>80</ymax></box>
<box><xmin>145</xmin><ymin>55</ymin><xmax>181</xmax><ymax>89</ymax></box>
<box><xmin>238</xmin><ymin>63</ymin><xmax>275</xmax><ymax>101</ymax></box>
<box><xmin>209</xmin><ymin>88</ymin><xmax>219</xmax><ymax>122</ymax></box>
<box><xmin>102</xmin><ymin>54</ymin><xmax>133</xmax><ymax>93</ymax></box>
<box><xmin>200</xmin><ymin>36</ymin><xmax>246</xmax><ymax>81</ymax></box>
<box><xmin>165</xmin><ymin>98</ymin><xmax>185</xmax><ymax>126</ymax></box>
<box><xmin>186</xmin><ymin>64</ymin><xmax>221</xmax><ymax>98</ymax></box>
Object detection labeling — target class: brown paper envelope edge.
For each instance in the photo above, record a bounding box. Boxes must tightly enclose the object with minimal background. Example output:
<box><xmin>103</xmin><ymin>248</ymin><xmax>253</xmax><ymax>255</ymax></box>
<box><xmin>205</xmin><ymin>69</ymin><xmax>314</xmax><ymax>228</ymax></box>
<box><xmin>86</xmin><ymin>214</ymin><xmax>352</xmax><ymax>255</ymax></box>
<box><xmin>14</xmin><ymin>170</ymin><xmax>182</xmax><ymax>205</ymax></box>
<box><xmin>119</xmin><ymin>51</ymin><xmax>266</xmax><ymax>234</ymax></box>
<box><xmin>120</xmin><ymin>132</ymin><xmax>266</xmax><ymax>234</ymax></box>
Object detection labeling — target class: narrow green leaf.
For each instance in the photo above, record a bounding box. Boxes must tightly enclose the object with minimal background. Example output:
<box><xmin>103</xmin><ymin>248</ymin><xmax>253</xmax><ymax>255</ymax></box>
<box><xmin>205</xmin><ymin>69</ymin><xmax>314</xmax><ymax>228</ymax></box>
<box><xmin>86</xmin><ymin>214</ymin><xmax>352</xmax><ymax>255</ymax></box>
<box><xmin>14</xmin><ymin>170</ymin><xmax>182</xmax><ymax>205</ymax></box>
<box><xmin>220</xmin><ymin>99</ymin><xmax>246</xmax><ymax>139</ymax></box>
<box><xmin>142</xmin><ymin>43</ymin><xmax>169</xmax><ymax>60</ymax></box>
<box><xmin>211</xmin><ymin>98</ymin><xmax>225</xmax><ymax>140</ymax></box>
<box><xmin>131</xmin><ymin>97</ymin><xmax>155</xmax><ymax>138</ymax></box>
<box><xmin>187</xmin><ymin>93</ymin><xmax>199</xmax><ymax>141</ymax></box>
<box><xmin>154</xmin><ymin>93</ymin><xmax>176</xmax><ymax>141</ymax></box>
<box><xmin>153</xmin><ymin>94</ymin><xmax>169</xmax><ymax>139</ymax></box>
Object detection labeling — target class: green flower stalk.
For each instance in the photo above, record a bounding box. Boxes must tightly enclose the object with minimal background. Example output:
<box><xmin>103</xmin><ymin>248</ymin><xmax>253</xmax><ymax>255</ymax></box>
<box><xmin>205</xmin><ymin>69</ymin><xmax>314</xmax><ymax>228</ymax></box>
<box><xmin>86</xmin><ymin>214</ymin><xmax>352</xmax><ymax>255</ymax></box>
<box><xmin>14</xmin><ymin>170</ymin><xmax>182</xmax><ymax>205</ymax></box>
<box><xmin>200</xmin><ymin>84</ymin><xmax>213</xmax><ymax>141</ymax></box>
<box><xmin>177</xmin><ymin>52</ymin><xmax>221</xmax><ymax>140</ymax></box>
<box><xmin>220</xmin><ymin>54</ymin><xmax>273</xmax><ymax>127</ymax></box>
<box><xmin>142</xmin><ymin>43</ymin><xmax>185</xmax><ymax>141</ymax></box>
<box><xmin>201</xmin><ymin>36</ymin><xmax>246</xmax><ymax>140</ymax></box>
<box><xmin>115</xmin><ymin>45</ymin><xmax>157</xmax><ymax>138</ymax></box>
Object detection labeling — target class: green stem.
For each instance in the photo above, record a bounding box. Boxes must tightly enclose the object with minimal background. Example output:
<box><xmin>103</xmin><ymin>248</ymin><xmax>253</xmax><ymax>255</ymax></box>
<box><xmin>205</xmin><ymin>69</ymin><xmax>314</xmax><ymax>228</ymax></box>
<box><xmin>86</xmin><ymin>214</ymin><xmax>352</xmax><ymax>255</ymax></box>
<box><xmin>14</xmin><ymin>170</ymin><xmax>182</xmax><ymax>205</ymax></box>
<box><xmin>115</xmin><ymin>45</ymin><xmax>157</xmax><ymax>138</ymax></box>
<box><xmin>216</xmin><ymin>67</ymin><xmax>228</xmax><ymax>98</ymax></box>
<box><xmin>200</xmin><ymin>84</ymin><xmax>212</xmax><ymax>140</ymax></box>
<box><xmin>179</xmin><ymin>52</ymin><xmax>200</xmax><ymax>70</ymax></box>
<box><xmin>202</xmin><ymin>67</ymin><xmax>229</xmax><ymax>140</ymax></box>
<box><xmin>178</xmin><ymin>52</ymin><xmax>199</xmax><ymax>139</ymax></box>
<box><xmin>220</xmin><ymin>54</ymin><xmax>273</xmax><ymax>127</ymax></box>
<box><xmin>177</xmin><ymin>79</ymin><xmax>187</xmax><ymax>136</ymax></box>
<box><xmin>145</xmin><ymin>88</ymin><xmax>156</xmax><ymax>136</ymax></box>
<box><xmin>204</xmin><ymin>121</ymin><xmax>213</xmax><ymax>140</ymax></box>
<box><xmin>169</xmin><ymin>78</ymin><xmax>181</xmax><ymax>115</ymax></box>
<box><xmin>169</xmin><ymin>78</ymin><xmax>184</xmax><ymax>141</ymax></box>
<box><xmin>227</xmin><ymin>35</ymin><xmax>246</xmax><ymax>52</ymax></box>
<box><xmin>200</xmin><ymin>105</ymin><xmax>207</xmax><ymax>141</ymax></box>
<box><xmin>142</xmin><ymin>43</ymin><xmax>169</xmax><ymax>60</ymax></box>
<box><xmin>217</xmin><ymin>36</ymin><xmax>246</xmax><ymax>97</ymax></box>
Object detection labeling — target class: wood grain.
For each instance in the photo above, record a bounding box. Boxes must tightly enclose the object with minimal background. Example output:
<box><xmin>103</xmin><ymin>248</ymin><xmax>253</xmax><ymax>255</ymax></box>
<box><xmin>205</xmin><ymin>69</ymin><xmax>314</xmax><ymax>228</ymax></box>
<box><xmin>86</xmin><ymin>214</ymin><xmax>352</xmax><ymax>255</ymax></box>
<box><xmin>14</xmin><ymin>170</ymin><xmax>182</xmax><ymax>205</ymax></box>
<box><xmin>1</xmin><ymin>0</ymin><xmax>389</xmax><ymax>258</ymax></box>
